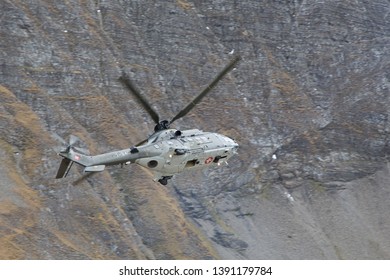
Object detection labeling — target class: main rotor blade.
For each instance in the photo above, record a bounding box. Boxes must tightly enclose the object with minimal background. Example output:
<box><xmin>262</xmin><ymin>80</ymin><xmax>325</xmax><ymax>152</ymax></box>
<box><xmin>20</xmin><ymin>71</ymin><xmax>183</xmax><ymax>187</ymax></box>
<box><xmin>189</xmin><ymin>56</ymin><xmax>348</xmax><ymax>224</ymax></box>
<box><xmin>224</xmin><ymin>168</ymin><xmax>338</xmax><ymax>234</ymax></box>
<box><xmin>170</xmin><ymin>55</ymin><xmax>241</xmax><ymax>124</ymax></box>
<box><xmin>52</xmin><ymin>133</ymin><xmax>67</xmax><ymax>145</ymax></box>
<box><xmin>135</xmin><ymin>138</ymin><xmax>148</xmax><ymax>147</ymax></box>
<box><xmin>72</xmin><ymin>172</ymin><xmax>94</xmax><ymax>186</ymax></box>
<box><xmin>119</xmin><ymin>72</ymin><xmax>160</xmax><ymax>124</ymax></box>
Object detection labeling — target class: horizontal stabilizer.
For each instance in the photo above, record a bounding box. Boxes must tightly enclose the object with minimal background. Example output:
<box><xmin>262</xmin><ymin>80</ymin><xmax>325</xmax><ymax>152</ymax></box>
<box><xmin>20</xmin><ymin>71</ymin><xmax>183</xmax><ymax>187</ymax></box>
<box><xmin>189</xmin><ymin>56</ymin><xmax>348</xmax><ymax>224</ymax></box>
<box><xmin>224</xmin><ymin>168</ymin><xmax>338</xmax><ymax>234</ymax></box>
<box><xmin>84</xmin><ymin>165</ymin><xmax>105</xmax><ymax>173</ymax></box>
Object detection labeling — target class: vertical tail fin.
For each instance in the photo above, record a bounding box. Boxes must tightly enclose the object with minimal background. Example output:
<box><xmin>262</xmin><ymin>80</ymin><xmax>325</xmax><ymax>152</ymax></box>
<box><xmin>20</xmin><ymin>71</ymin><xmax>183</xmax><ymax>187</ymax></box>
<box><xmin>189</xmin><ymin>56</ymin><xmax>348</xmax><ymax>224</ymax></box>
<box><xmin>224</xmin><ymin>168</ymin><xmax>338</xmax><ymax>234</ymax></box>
<box><xmin>55</xmin><ymin>158</ymin><xmax>73</xmax><ymax>179</ymax></box>
<box><xmin>55</xmin><ymin>147</ymin><xmax>91</xmax><ymax>179</ymax></box>
<box><xmin>54</xmin><ymin>134</ymin><xmax>91</xmax><ymax>179</ymax></box>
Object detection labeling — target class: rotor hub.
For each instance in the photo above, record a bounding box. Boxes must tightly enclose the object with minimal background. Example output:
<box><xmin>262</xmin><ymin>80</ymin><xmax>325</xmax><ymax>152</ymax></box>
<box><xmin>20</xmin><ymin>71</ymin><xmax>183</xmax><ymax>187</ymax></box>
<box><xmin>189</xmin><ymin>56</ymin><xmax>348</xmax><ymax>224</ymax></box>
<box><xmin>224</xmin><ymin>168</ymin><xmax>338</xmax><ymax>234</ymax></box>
<box><xmin>154</xmin><ymin>120</ymin><xmax>170</xmax><ymax>132</ymax></box>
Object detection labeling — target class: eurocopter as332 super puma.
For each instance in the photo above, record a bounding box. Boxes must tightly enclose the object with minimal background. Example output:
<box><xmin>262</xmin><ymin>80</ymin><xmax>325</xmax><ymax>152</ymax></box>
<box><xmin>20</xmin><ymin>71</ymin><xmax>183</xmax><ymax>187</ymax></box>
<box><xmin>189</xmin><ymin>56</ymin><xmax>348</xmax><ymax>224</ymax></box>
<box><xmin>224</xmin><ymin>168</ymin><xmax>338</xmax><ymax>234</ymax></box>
<box><xmin>55</xmin><ymin>55</ymin><xmax>241</xmax><ymax>185</ymax></box>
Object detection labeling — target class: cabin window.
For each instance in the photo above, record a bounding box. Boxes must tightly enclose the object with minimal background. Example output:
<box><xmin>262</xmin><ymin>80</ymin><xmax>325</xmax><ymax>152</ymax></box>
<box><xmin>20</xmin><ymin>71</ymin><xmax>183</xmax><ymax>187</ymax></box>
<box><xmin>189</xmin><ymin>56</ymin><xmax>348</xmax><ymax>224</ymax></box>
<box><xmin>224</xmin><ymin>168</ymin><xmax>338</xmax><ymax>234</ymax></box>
<box><xmin>147</xmin><ymin>160</ymin><xmax>158</xmax><ymax>168</ymax></box>
<box><xmin>185</xmin><ymin>159</ymin><xmax>198</xmax><ymax>168</ymax></box>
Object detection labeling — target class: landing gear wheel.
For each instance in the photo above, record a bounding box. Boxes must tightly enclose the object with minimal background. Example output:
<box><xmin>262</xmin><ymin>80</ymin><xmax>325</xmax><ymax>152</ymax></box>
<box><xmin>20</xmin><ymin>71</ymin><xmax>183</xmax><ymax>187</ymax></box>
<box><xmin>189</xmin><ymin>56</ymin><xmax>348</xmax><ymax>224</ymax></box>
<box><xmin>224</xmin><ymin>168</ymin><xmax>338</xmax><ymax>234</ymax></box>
<box><xmin>158</xmin><ymin>176</ymin><xmax>172</xmax><ymax>186</ymax></box>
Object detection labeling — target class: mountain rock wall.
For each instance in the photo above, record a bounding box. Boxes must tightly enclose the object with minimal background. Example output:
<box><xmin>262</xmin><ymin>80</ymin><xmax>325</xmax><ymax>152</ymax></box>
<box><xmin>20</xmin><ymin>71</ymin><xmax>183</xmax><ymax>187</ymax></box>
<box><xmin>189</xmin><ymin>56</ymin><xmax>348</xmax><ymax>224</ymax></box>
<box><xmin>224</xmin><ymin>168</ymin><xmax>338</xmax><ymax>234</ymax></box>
<box><xmin>1</xmin><ymin>0</ymin><xmax>390</xmax><ymax>259</ymax></box>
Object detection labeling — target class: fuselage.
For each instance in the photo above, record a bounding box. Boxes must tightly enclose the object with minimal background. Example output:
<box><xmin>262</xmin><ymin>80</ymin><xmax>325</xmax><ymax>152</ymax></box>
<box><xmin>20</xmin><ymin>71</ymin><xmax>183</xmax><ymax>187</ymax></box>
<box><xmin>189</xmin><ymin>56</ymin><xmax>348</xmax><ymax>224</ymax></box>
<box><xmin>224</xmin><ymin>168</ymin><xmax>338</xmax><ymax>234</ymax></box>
<box><xmin>61</xmin><ymin>128</ymin><xmax>238</xmax><ymax>182</ymax></box>
<box><xmin>135</xmin><ymin>128</ymin><xmax>238</xmax><ymax>180</ymax></box>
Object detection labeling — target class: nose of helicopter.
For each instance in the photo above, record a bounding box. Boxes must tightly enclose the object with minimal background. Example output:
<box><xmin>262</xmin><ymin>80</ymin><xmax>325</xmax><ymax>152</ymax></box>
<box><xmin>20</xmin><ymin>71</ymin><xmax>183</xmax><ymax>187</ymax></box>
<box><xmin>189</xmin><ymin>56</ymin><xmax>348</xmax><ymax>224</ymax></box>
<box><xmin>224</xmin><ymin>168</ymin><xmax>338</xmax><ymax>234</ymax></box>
<box><xmin>219</xmin><ymin>134</ymin><xmax>239</xmax><ymax>151</ymax></box>
<box><xmin>231</xmin><ymin>138</ymin><xmax>239</xmax><ymax>152</ymax></box>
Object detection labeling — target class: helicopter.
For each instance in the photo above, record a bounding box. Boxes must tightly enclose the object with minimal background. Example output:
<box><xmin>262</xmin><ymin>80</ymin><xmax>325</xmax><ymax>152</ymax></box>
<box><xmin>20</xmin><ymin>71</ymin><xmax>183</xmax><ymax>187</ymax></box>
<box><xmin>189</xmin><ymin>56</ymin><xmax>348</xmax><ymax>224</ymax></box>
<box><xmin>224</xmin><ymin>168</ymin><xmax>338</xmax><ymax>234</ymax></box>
<box><xmin>55</xmin><ymin>55</ymin><xmax>241</xmax><ymax>185</ymax></box>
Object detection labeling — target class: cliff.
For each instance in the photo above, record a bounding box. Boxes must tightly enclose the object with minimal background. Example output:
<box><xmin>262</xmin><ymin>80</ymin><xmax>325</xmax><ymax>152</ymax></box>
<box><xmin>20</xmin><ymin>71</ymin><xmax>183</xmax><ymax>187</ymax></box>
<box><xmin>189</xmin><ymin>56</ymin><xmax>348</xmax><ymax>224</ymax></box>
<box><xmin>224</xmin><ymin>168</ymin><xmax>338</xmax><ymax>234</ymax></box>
<box><xmin>1</xmin><ymin>0</ymin><xmax>390</xmax><ymax>259</ymax></box>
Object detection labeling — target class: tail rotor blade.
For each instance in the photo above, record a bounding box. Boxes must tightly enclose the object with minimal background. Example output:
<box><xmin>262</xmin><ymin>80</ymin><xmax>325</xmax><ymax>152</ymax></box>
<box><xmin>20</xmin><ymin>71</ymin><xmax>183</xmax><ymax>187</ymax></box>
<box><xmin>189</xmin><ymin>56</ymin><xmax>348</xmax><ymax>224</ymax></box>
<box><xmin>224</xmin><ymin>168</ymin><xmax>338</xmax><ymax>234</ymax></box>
<box><xmin>170</xmin><ymin>55</ymin><xmax>241</xmax><ymax>124</ymax></box>
<box><xmin>119</xmin><ymin>72</ymin><xmax>160</xmax><ymax>124</ymax></box>
<box><xmin>69</xmin><ymin>135</ymin><xmax>80</xmax><ymax>146</ymax></box>
<box><xmin>55</xmin><ymin>145</ymin><xmax>69</xmax><ymax>154</ymax></box>
<box><xmin>52</xmin><ymin>133</ymin><xmax>67</xmax><ymax>146</ymax></box>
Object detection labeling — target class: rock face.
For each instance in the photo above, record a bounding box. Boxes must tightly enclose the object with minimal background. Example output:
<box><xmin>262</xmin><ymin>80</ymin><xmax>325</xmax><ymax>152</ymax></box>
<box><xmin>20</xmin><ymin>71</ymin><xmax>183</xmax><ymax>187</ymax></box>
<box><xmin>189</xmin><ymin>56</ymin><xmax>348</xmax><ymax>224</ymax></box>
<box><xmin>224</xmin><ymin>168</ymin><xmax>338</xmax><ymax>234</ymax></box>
<box><xmin>1</xmin><ymin>0</ymin><xmax>390</xmax><ymax>259</ymax></box>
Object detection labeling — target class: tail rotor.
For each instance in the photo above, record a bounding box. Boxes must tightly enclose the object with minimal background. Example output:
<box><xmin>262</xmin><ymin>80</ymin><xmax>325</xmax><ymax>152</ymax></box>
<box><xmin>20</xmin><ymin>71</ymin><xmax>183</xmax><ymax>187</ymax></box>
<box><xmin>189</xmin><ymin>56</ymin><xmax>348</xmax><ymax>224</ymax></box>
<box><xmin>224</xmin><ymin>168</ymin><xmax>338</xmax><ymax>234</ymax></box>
<box><xmin>53</xmin><ymin>133</ymin><xmax>89</xmax><ymax>179</ymax></box>
<box><xmin>53</xmin><ymin>133</ymin><xmax>89</xmax><ymax>155</ymax></box>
